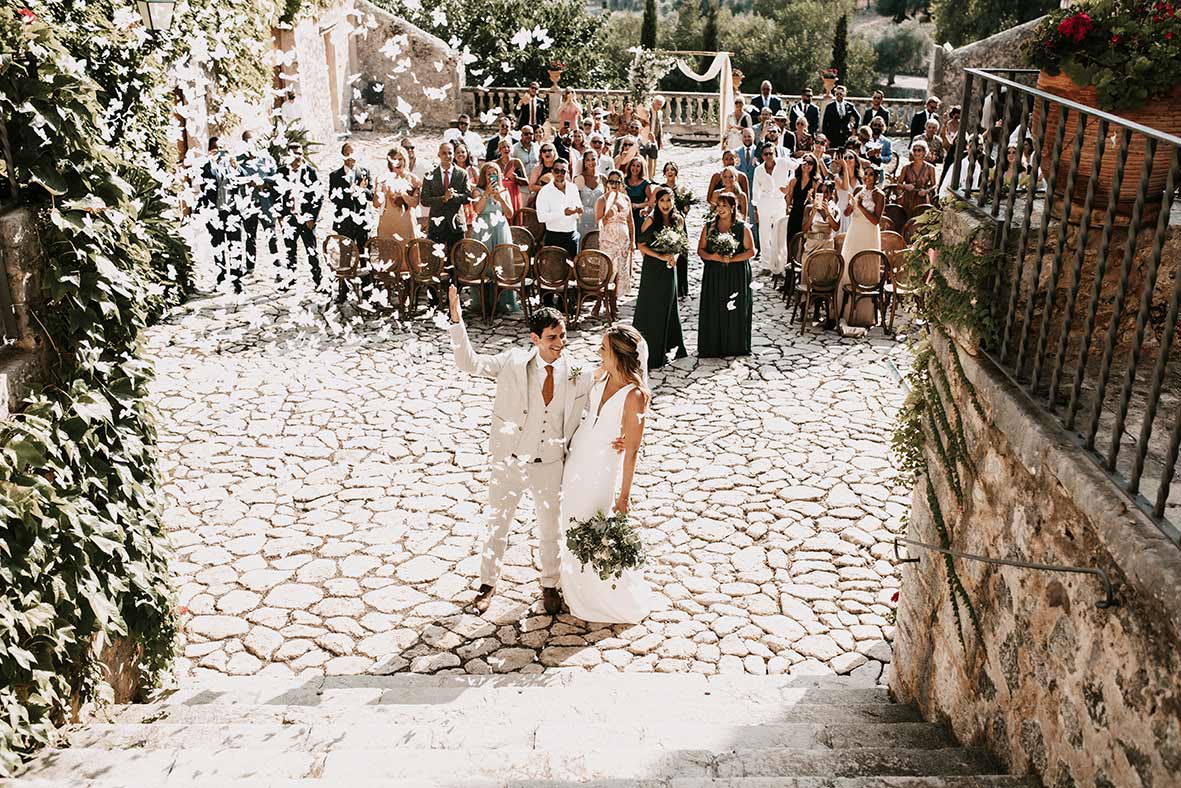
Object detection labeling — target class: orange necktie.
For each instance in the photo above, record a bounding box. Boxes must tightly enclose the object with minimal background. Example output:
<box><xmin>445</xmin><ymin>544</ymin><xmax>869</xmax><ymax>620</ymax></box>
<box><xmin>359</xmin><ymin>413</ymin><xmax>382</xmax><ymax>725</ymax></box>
<box><xmin>542</xmin><ymin>364</ymin><xmax>554</xmax><ymax>406</ymax></box>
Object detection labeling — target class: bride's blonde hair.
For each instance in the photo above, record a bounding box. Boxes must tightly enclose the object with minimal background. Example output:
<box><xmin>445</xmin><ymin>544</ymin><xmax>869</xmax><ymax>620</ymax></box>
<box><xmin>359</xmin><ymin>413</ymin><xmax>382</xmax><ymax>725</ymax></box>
<box><xmin>604</xmin><ymin>325</ymin><xmax>650</xmax><ymax>404</ymax></box>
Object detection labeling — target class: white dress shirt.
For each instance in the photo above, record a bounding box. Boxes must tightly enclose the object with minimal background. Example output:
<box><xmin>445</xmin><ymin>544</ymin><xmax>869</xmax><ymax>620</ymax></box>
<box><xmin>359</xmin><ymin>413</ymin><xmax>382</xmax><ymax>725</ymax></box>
<box><xmin>752</xmin><ymin>161</ymin><xmax>790</xmax><ymax>219</ymax></box>
<box><xmin>536</xmin><ymin>181</ymin><xmax>582</xmax><ymax>233</ymax></box>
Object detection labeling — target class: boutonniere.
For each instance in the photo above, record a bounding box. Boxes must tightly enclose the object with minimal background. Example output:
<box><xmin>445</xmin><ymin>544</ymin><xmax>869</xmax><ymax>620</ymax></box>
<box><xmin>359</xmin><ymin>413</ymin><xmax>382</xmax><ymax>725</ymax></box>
<box><xmin>569</xmin><ymin>366</ymin><xmax>583</xmax><ymax>383</ymax></box>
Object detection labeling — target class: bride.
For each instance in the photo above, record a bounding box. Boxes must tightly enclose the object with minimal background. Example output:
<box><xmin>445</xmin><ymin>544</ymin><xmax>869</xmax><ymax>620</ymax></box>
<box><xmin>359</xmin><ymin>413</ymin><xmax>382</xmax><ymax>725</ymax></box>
<box><xmin>559</xmin><ymin>325</ymin><xmax>654</xmax><ymax>624</ymax></box>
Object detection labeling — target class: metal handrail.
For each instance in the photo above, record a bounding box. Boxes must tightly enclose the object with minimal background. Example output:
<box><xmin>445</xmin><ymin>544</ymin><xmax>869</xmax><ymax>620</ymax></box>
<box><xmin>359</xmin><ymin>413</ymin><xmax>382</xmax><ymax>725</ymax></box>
<box><xmin>962</xmin><ymin>67</ymin><xmax>1181</xmax><ymax>147</ymax></box>
<box><xmin>894</xmin><ymin>537</ymin><xmax>1118</xmax><ymax>608</ymax></box>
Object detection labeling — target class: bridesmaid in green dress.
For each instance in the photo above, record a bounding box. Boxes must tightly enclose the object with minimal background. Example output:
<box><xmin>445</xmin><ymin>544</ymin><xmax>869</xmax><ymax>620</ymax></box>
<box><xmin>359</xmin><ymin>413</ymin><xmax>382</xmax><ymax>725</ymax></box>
<box><xmin>697</xmin><ymin>191</ymin><xmax>756</xmax><ymax>357</ymax></box>
<box><xmin>633</xmin><ymin>186</ymin><xmax>688</xmax><ymax>370</ymax></box>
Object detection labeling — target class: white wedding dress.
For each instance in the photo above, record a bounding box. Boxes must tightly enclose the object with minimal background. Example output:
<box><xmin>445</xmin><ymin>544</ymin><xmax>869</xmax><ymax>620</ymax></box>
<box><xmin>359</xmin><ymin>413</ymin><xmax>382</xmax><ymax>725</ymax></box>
<box><xmin>559</xmin><ymin>378</ymin><xmax>654</xmax><ymax>623</ymax></box>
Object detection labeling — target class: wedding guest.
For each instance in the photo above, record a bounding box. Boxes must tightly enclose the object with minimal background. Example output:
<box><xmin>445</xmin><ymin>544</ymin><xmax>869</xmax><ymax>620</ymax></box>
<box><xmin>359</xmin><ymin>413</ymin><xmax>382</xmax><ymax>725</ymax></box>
<box><xmin>512</xmin><ymin>126</ymin><xmax>540</xmax><ymax>175</ymax></box>
<box><xmin>613</xmin><ymin>120</ymin><xmax>643</xmax><ymax>158</ymax></box>
<box><xmin>612</xmin><ymin>100</ymin><xmax>639</xmax><ymax>136</ymax></box>
<box><xmin>623</xmin><ymin>157</ymin><xmax>653</xmax><ymax>242</ymax></box>
<box><xmin>596</xmin><ymin>169</ymin><xmax>635</xmax><ymax>297</ymax></box>
<box><xmin>646</xmin><ymin>95</ymin><xmax>665</xmax><ymax>179</ymax></box>
<box><xmin>634</xmin><ymin>186</ymin><xmax>688</xmax><ymax>369</ymax></box>
<box><xmin>753</xmin><ymin>107</ymin><xmax>775</xmax><ymax>143</ymax></box>
<box><xmin>454</xmin><ymin>143</ymin><xmax>479</xmax><ymax>184</ymax></box>
<box><xmin>663</xmin><ymin>161</ymin><xmax>691</xmax><ymax>299</ymax></box>
<box><xmin>485</xmin><ymin>116</ymin><xmax>517</xmax><ymax>163</ymax></box>
<box><xmin>516</xmin><ymin>82</ymin><xmax>548</xmax><ymax>130</ymax></box>
<box><xmin>763</xmin><ymin>128</ymin><xmax>792</xmax><ymax>161</ymax></box>
<box><xmin>789</xmin><ymin>88</ymin><xmax>820</xmax><ymax>136</ymax></box>
<box><xmin>536</xmin><ymin>159</ymin><xmax>582</xmax><ymax>258</ymax></box>
<box><xmin>750</xmin><ymin>79</ymin><xmax>783</xmax><ymax>122</ymax></box>
<box><xmin>910</xmin><ymin>96</ymin><xmax>941</xmax><ymax>140</ymax></box>
<box><xmin>735</xmin><ymin>128</ymin><xmax>759</xmax><ymax>198</ymax></box>
<box><xmin>494</xmin><ymin>138</ymin><xmax>528</xmax><ymax>216</ymax></box>
<box><xmin>200</xmin><ymin>136</ymin><xmax>242</xmax><ymax>293</ymax></box>
<box><xmin>557</xmin><ymin>88</ymin><xmax>583</xmax><ymax>134</ymax></box>
<box><xmin>833</xmin><ymin>147</ymin><xmax>861</xmax><ymax>234</ymax></box>
<box><xmin>791</xmin><ymin>117</ymin><xmax>814</xmax><ymax>152</ymax></box>
<box><xmin>236</xmin><ymin>131</ymin><xmax>277</xmax><ymax>275</ymax></box>
<box><xmin>420</xmin><ymin>141</ymin><xmax>470</xmax><ymax>260</ymax></box>
<box><xmin>401</xmin><ymin>136</ymin><xmax>430</xmax><ymax>180</ymax></box>
<box><xmin>869</xmin><ymin>117</ymin><xmax>894</xmax><ymax>172</ymax></box>
<box><xmin>707</xmin><ymin>150</ymin><xmax>750</xmax><ymax>203</ymax></box>
<box><xmin>708</xmin><ymin>166</ymin><xmax>750</xmax><ymax>220</ymax></box>
<box><xmin>803</xmin><ymin>180</ymin><xmax>840</xmax><ymax>261</ymax></box>
<box><xmin>444</xmin><ymin>114</ymin><xmax>486</xmax><ymax>163</ymax></box>
<box><xmin>725</xmin><ymin>96</ymin><xmax>753</xmax><ymax>150</ymax></box>
<box><xmin>589</xmin><ymin>134</ymin><xmax>614</xmax><ymax>176</ymax></box>
<box><xmin>822</xmin><ymin>85</ymin><xmax>861</xmax><ymax>149</ymax></box>
<box><xmin>613</xmin><ymin>133</ymin><xmax>640</xmax><ymax>173</ymax></box>
<box><xmin>373</xmin><ymin>146</ymin><xmax>420</xmax><ymax>244</ymax></box>
<box><xmin>575</xmin><ymin>151</ymin><xmax>604</xmax><ymax>241</ymax></box>
<box><xmin>782</xmin><ymin>154</ymin><xmax>820</xmax><ymax>290</ymax></box>
<box><xmin>937</xmin><ymin>105</ymin><xmax>962</xmax><ymax>190</ymax></box>
<box><xmin>528</xmin><ymin>143</ymin><xmax>561</xmax><ymax>205</ymax></box>
<box><xmin>863</xmin><ymin>90</ymin><xmax>890</xmax><ymax>128</ymax></box>
<box><xmin>838</xmin><ymin>163</ymin><xmax>884</xmax><ymax>331</ymax></box>
<box><xmin>328</xmin><ymin>142</ymin><xmax>374</xmax><ymax>302</ymax></box>
<box><xmin>470</xmin><ymin>162</ymin><xmax>519</xmax><ymax>316</ymax></box>
<box><xmin>276</xmin><ymin>143</ymin><xmax>324</xmax><ymax>291</ymax></box>
<box><xmin>899</xmin><ymin>139</ymin><xmax>937</xmax><ymax>215</ymax></box>
<box><xmin>917</xmin><ymin>118</ymin><xmax>943</xmax><ymax>163</ymax></box>
<box><xmin>752</xmin><ymin>143</ymin><xmax>790</xmax><ymax>277</ymax></box>
<box><xmin>697</xmin><ymin>191</ymin><xmax>756</xmax><ymax>358</ymax></box>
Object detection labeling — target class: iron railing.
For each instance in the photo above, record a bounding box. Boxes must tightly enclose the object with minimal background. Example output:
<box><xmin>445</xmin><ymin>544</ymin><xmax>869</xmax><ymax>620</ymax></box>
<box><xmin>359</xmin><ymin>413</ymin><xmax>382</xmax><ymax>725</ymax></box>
<box><xmin>947</xmin><ymin>67</ymin><xmax>1181</xmax><ymax>543</ymax></box>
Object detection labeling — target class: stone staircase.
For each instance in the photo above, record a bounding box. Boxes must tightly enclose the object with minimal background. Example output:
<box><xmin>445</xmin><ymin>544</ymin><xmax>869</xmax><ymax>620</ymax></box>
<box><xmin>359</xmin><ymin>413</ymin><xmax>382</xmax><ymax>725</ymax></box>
<box><xmin>6</xmin><ymin>674</ymin><xmax>1032</xmax><ymax>787</ymax></box>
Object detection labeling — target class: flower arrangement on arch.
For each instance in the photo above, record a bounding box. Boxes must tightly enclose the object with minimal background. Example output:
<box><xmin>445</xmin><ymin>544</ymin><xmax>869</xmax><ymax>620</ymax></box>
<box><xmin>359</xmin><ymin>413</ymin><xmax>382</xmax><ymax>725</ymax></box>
<box><xmin>1025</xmin><ymin>0</ymin><xmax>1181</xmax><ymax>111</ymax></box>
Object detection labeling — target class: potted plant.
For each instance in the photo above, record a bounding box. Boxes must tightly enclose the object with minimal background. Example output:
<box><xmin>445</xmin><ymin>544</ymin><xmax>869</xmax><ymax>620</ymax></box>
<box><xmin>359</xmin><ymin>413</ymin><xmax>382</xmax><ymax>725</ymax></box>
<box><xmin>547</xmin><ymin>59</ymin><xmax>566</xmax><ymax>89</ymax></box>
<box><xmin>821</xmin><ymin>67</ymin><xmax>839</xmax><ymax>96</ymax></box>
<box><xmin>1024</xmin><ymin>0</ymin><xmax>1181</xmax><ymax>221</ymax></box>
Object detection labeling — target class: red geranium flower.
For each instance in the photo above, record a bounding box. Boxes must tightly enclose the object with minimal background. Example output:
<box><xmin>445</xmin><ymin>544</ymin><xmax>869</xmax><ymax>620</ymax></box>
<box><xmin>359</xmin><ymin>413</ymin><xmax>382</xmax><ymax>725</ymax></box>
<box><xmin>17</xmin><ymin>7</ymin><xmax>37</xmax><ymax>23</ymax></box>
<box><xmin>1111</xmin><ymin>33</ymin><xmax>1123</xmax><ymax>44</ymax></box>
<box><xmin>890</xmin><ymin>590</ymin><xmax>900</xmax><ymax>604</ymax></box>
<box><xmin>1058</xmin><ymin>11</ymin><xmax>1094</xmax><ymax>43</ymax></box>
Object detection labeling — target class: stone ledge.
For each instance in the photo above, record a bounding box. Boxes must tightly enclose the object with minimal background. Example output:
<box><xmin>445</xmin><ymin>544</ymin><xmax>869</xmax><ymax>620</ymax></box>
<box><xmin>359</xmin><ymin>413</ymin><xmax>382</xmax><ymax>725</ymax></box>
<box><xmin>931</xmin><ymin>326</ymin><xmax>1181</xmax><ymax>641</ymax></box>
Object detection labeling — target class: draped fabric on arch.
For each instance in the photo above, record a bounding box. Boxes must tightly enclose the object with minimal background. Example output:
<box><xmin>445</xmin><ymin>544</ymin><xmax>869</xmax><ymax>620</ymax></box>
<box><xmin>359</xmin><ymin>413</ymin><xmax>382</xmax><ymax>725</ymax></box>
<box><xmin>670</xmin><ymin>53</ymin><xmax>733</xmax><ymax>144</ymax></box>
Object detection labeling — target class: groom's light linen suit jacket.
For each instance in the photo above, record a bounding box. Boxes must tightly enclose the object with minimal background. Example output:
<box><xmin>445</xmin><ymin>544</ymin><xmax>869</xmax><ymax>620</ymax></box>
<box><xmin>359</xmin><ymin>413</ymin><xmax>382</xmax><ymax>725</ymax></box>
<box><xmin>450</xmin><ymin>322</ymin><xmax>595</xmax><ymax>462</ymax></box>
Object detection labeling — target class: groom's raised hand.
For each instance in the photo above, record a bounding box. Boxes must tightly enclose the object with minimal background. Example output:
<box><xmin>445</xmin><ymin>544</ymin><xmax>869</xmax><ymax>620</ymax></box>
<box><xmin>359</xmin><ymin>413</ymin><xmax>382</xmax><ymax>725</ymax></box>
<box><xmin>448</xmin><ymin>284</ymin><xmax>461</xmax><ymax>324</ymax></box>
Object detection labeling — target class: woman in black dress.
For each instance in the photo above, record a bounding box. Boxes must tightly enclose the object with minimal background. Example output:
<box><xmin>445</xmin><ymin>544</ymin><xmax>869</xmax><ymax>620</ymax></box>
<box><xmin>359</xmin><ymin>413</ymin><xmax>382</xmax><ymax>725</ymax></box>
<box><xmin>623</xmin><ymin>156</ymin><xmax>653</xmax><ymax>241</ymax></box>
<box><xmin>633</xmin><ymin>186</ymin><xmax>688</xmax><ymax>370</ymax></box>
<box><xmin>781</xmin><ymin>153</ymin><xmax>819</xmax><ymax>292</ymax></box>
<box><xmin>663</xmin><ymin>161</ymin><xmax>692</xmax><ymax>300</ymax></box>
<box><xmin>697</xmin><ymin>191</ymin><xmax>757</xmax><ymax>358</ymax></box>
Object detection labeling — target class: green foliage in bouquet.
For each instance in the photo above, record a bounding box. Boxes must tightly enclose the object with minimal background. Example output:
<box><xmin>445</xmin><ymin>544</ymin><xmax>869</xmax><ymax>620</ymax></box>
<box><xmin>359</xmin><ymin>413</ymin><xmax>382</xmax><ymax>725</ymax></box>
<box><xmin>1025</xmin><ymin>0</ymin><xmax>1181</xmax><ymax>111</ymax></box>
<box><xmin>650</xmin><ymin>226</ymin><xmax>689</xmax><ymax>256</ymax></box>
<box><xmin>673</xmin><ymin>186</ymin><xmax>699</xmax><ymax>215</ymax></box>
<box><xmin>565</xmin><ymin>510</ymin><xmax>646</xmax><ymax>585</ymax></box>
<box><xmin>706</xmin><ymin>228</ymin><xmax>740</xmax><ymax>257</ymax></box>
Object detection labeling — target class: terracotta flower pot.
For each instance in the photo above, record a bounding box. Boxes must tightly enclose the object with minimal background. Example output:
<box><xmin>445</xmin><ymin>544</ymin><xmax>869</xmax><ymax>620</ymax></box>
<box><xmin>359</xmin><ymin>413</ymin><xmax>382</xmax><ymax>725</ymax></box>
<box><xmin>1033</xmin><ymin>70</ymin><xmax>1180</xmax><ymax>226</ymax></box>
<box><xmin>547</xmin><ymin>70</ymin><xmax>563</xmax><ymax>89</ymax></box>
<box><xmin>822</xmin><ymin>76</ymin><xmax>836</xmax><ymax>95</ymax></box>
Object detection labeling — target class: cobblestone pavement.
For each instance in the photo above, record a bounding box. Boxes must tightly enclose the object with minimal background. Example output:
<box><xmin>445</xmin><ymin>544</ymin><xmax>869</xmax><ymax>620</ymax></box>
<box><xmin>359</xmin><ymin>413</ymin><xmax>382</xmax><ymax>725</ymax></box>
<box><xmin>156</xmin><ymin>134</ymin><xmax>913</xmax><ymax>684</ymax></box>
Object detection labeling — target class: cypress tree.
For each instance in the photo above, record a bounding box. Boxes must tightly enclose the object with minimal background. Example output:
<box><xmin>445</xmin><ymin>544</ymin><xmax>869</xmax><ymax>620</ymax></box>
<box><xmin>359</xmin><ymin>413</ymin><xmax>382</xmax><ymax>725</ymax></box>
<box><xmin>641</xmin><ymin>0</ymin><xmax>658</xmax><ymax>49</ymax></box>
<box><xmin>832</xmin><ymin>14</ymin><xmax>848</xmax><ymax>84</ymax></box>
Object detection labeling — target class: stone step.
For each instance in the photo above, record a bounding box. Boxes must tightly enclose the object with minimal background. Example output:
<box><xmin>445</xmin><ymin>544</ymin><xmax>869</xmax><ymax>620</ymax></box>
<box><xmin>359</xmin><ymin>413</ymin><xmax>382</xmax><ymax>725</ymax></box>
<box><xmin>3</xmin><ymin>777</ymin><xmax>1041</xmax><ymax>788</ymax></box>
<box><xmin>66</xmin><ymin>720</ymin><xmax>955</xmax><ymax>752</ymax></box>
<box><xmin>13</xmin><ymin>746</ymin><xmax>1003</xmax><ymax>784</ymax></box>
<box><xmin>116</xmin><ymin>699</ymin><xmax>924</xmax><ymax>726</ymax></box>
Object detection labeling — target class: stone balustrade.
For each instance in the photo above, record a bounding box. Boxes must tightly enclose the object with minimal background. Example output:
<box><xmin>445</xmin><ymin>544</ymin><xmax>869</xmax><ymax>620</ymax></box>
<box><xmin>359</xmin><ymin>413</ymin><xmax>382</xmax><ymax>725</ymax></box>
<box><xmin>461</xmin><ymin>86</ymin><xmax>926</xmax><ymax>137</ymax></box>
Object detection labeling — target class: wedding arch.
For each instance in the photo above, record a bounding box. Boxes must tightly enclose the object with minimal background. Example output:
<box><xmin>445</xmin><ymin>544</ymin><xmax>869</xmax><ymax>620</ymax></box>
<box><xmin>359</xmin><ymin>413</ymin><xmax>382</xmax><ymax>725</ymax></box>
<box><xmin>627</xmin><ymin>48</ymin><xmax>734</xmax><ymax>144</ymax></box>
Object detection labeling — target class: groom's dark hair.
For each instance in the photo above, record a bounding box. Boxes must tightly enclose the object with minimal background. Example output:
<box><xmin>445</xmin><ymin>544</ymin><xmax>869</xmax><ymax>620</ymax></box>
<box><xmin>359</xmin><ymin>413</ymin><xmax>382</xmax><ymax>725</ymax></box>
<box><xmin>528</xmin><ymin>307</ymin><xmax>565</xmax><ymax>338</ymax></box>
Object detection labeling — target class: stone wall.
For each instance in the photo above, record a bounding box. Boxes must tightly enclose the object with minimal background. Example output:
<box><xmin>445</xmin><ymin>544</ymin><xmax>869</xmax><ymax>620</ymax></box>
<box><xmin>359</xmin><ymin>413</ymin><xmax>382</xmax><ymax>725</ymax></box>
<box><xmin>927</xmin><ymin>17</ymin><xmax>1044</xmax><ymax>105</ymax></box>
<box><xmin>278</xmin><ymin>3</ymin><xmax>359</xmax><ymax>146</ymax></box>
<box><xmin>890</xmin><ymin>205</ymin><xmax>1181</xmax><ymax>788</ymax></box>
<box><xmin>349</xmin><ymin>0</ymin><xmax>463</xmax><ymax>131</ymax></box>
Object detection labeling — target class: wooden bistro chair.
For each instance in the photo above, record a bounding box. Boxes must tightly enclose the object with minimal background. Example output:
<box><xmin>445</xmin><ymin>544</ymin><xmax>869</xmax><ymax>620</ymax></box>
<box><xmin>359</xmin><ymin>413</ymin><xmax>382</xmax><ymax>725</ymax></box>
<box><xmin>781</xmin><ymin>231</ymin><xmax>805</xmax><ymax>304</ymax></box>
<box><xmin>513</xmin><ymin>207</ymin><xmax>545</xmax><ymax>249</ymax></box>
<box><xmin>880</xmin><ymin>230</ymin><xmax>907</xmax><ymax>258</ymax></box>
<box><xmin>792</xmin><ymin>249</ymin><xmax>843</xmax><ymax>333</ymax></box>
<box><xmin>366</xmin><ymin>237</ymin><xmax>409</xmax><ymax>318</ymax></box>
<box><xmin>510</xmin><ymin>225</ymin><xmax>537</xmax><ymax>257</ymax></box>
<box><xmin>404</xmin><ymin>237</ymin><xmax>450</xmax><ymax>314</ymax></box>
<box><xmin>882</xmin><ymin>203</ymin><xmax>908</xmax><ymax>234</ymax></box>
<box><xmin>323</xmin><ymin>234</ymin><xmax>363</xmax><ymax>303</ymax></box>
<box><xmin>490</xmin><ymin>242</ymin><xmax>532</xmax><ymax>321</ymax></box>
<box><xmin>843</xmin><ymin>249</ymin><xmax>889</xmax><ymax>329</ymax></box>
<box><xmin>880</xmin><ymin>215</ymin><xmax>895</xmax><ymax>233</ymax></box>
<box><xmin>572</xmin><ymin>249</ymin><xmax>615</xmax><ymax>323</ymax></box>
<box><xmin>883</xmin><ymin>247</ymin><xmax>922</xmax><ymax>334</ymax></box>
<box><xmin>580</xmin><ymin>229</ymin><xmax>601</xmax><ymax>252</ymax></box>
<box><xmin>533</xmin><ymin>245</ymin><xmax>576</xmax><ymax>318</ymax></box>
<box><xmin>451</xmin><ymin>238</ymin><xmax>493</xmax><ymax>325</ymax></box>
<box><xmin>902</xmin><ymin>217</ymin><xmax>921</xmax><ymax>244</ymax></box>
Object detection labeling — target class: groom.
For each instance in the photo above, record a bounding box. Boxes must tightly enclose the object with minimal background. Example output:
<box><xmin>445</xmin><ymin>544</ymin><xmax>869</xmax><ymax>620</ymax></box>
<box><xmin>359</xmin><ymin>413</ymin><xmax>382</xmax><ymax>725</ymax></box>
<box><xmin>447</xmin><ymin>286</ymin><xmax>597</xmax><ymax>615</ymax></box>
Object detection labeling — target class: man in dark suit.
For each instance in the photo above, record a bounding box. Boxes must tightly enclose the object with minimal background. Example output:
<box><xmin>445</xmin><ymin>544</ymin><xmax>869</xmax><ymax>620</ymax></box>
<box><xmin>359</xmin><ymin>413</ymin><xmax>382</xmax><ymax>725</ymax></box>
<box><xmin>420</xmin><ymin>141</ymin><xmax>470</xmax><ymax>261</ymax></box>
<box><xmin>910</xmin><ymin>96</ymin><xmax>941</xmax><ymax>140</ymax></box>
<box><xmin>788</xmin><ymin>89</ymin><xmax>820</xmax><ymax>136</ymax></box>
<box><xmin>237</xmin><ymin>131</ymin><xmax>277</xmax><ymax>276</ymax></box>
<box><xmin>485</xmin><ymin>116</ymin><xmax>517</xmax><ymax>162</ymax></box>
<box><xmin>328</xmin><ymin>142</ymin><xmax>373</xmax><ymax>303</ymax></box>
<box><xmin>863</xmin><ymin>90</ymin><xmax>890</xmax><ymax>129</ymax></box>
<box><xmin>516</xmin><ymin>82</ymin><xmax>548</xmax><ymax>131</ymax></box>
<box><xmin>734</xmin><ymin>127</ymin><xmax>760</xmax><ymax>251</ymax></box>
<box><xmin>748</xmin><ymin>80</ymin><xmax>783</xmax><ymax>124</ymax></box>
<box><xmin>200</xmin><ymin>137</ymin><xmax>245</xmax><ymax>293</ymax></box>
<box><xmin>276</xmin><ymin>144</ymin><xmax>324</xmax><ymax>291</ymax></box>
<box><xmin>821</xmin><ymin>85</ymin><xmax>861</xmax><ymax>150</ymax></box>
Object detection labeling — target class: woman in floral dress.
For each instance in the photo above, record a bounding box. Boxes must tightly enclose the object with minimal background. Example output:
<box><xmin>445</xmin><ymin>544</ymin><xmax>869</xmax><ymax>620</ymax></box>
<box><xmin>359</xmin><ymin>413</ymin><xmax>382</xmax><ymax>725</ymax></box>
<box><xmin>596</xmin><ymin>169</ymin><xmax>635</xmax><ymax>298</ymax></box>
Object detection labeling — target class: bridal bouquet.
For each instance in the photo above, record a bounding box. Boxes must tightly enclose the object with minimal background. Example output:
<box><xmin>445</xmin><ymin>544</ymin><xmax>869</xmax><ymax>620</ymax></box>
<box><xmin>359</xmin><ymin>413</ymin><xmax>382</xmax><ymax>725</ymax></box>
<box><xmin>565</xmin><ymin>510</ymin><xmax>646</xmax><ymax>586</ymax></box>
<box><xmin>673</xmin><ymin>186</ymin><xmax>699</xmax><ymax>214</ymax></box>
<box><xmin>708</xmin><ymin>230</ymin><xmax>739</xmax><ymax>258</ymax></box>
<box><xmin>649</xmin><ymin>226</ymin><xmax>688</xmax><ymax>257</ymax></box>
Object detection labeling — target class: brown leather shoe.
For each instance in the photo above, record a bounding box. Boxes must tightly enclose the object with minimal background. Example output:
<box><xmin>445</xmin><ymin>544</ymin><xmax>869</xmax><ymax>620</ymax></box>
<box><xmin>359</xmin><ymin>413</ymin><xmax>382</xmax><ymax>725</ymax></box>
<box><xmin>473</xmin><ymin>584</ymin><xmax>495</xmax><ymax>614</ymax></box>
<box><xmin>542</xmin><ymin>586</ymin><xmax>563</xmax><ymax>615</ymax></box>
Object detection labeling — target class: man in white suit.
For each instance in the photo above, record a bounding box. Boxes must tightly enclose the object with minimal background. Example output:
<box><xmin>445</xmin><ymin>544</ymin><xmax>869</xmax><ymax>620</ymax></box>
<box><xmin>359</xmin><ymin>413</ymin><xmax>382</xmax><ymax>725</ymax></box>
<box><xmin>448</xmin><ymin>285</ymin><xmax>597</xmax><ymax>615</ymax></box>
